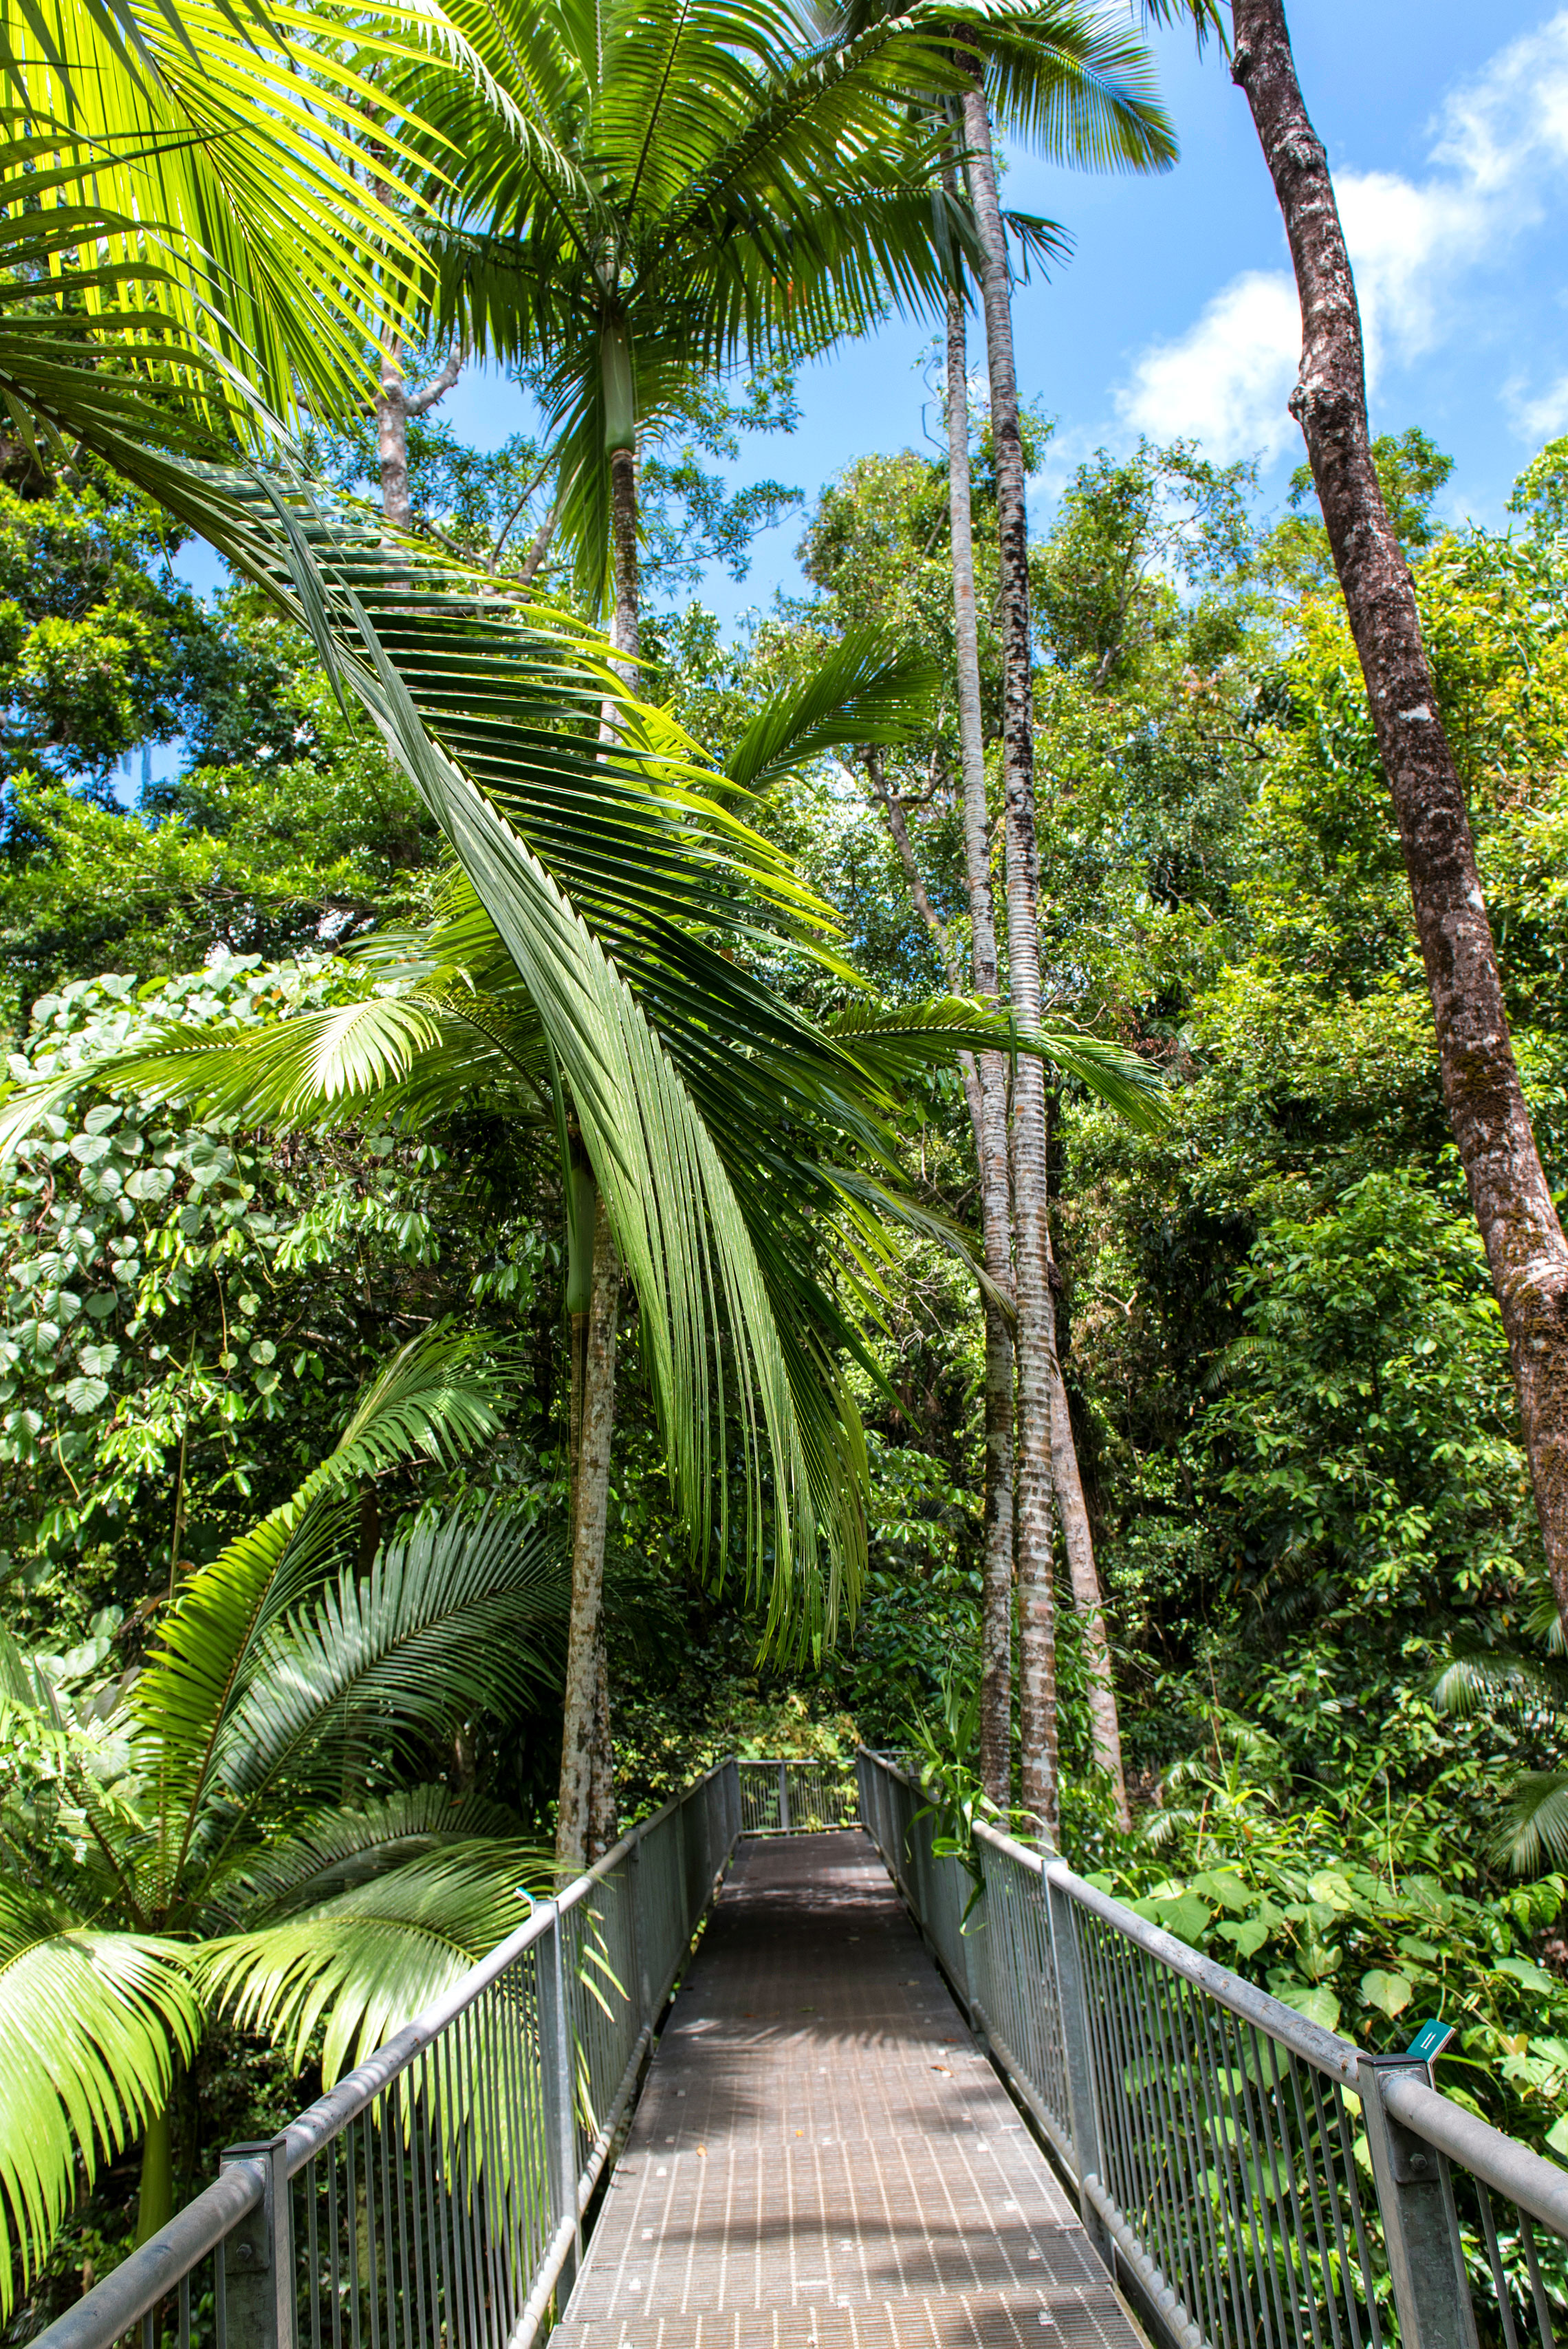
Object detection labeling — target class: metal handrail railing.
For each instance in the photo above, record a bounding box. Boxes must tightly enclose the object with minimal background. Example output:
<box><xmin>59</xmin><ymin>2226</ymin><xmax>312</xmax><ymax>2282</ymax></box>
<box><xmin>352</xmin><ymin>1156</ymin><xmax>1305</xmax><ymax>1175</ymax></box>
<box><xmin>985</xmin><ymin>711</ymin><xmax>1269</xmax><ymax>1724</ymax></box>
<box><xmin>733</xmin><ymin>1755</ymin><xmax>858</xmax><ymax>1836</ymax></box>
<box><xmin>858</xmin><ymin>1745</ymin><xmax>1568</xmax><ymax>2349</ymax></box>
<box><xmin>35</xmin><ymin>1761</ymin><xmax>742</xmax><ymax>2349</ymax></box>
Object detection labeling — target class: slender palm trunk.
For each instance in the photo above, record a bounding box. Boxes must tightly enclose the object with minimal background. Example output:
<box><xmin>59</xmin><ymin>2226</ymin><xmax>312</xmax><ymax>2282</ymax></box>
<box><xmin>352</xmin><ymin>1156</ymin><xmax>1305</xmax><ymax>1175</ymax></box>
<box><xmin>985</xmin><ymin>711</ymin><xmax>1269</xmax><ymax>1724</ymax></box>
<box><xmin>1232</xmin><ymin>0</ymin><xmax>1568</xmax><ymax>1642</ymax></box>
<box><xmin>587</xmin><ymin>1638</ymin><xmax>616</xmax><ymax>1859</ymax></box>
<box><xmin>556</xmin><ymin>436</ymin><xmax>640</xmax><ymax>1869</ymax></box>
<box><xmin>1045</xmin><ymin>1342</ymin><xmax>1129</xmax><ymax>1826</ymax></box>
<box><xmin>945</xmin><ymin>285</ymin><xmax>1017</xmax><ymax>1811</ymax></box>
<box><xmin>555</xmin><ymin>1195</ymin><xmax>619</xmax><ymax>1872</ymax></box>
<box><xmin>960</xmin><ymin>80</ymin><xmax>1058</xmax><ymax>1842</ymax></box>
<box><xmin>136</xmin><ymin>2098</ymin><xmax>173</xmax><ymax>2244</ymax></box>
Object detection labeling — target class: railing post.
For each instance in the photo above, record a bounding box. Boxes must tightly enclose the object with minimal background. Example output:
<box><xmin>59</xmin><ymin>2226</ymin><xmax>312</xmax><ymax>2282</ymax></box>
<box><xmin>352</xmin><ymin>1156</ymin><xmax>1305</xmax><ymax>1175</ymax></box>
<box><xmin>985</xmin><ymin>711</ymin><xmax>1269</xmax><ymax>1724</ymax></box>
<box><xmin>536</xmin><ymin>1905</ymin><xmax>582</xmax><ymax>2296</ymax></box>
<box><xmin>626</xmin><ymin>1836</ymin><xmax>652</xmax><ymax>2028</ymax></box>
<box><xmin>777</xmin><ymin>1760</ymin><xmax>790</xmax><ymax>1835</ymax></box>
<box><xmin>1359</xmin><ymin>2054</ymin><xmax>1479</xmax><ymax>2349</ymax></box>
<box><xmin>219</xmin><ymin>2136</ymin><xmax>293</xmax><ymax>2349</ymax></box>
<box><xmin>1043</xmin><ymin>1872</ymin><xmax>1111</xmax><ymax>2262</ymax></box>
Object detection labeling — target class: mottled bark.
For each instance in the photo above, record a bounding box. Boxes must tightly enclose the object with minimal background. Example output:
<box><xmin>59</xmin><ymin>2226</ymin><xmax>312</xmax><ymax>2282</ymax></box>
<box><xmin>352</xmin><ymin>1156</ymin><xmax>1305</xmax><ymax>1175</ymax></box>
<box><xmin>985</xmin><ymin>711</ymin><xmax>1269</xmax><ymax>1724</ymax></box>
<box><xmin>1232</xmin><ymin>0</ymin><xmax>1568</xmax><ymax>1641</ymax></box>
<box><xmin>1046</xmin><ymin>1344</ymin><xmax>1128</xmax><ymax>1826</ymax></box>
<box><xmin>375</xmin><ymin>340</ymin><xmax>461</xmax><ymax>530</ymax></box>
<box><xmin>962</xmin><ymin>77</ymin><xmax>1058</xmax><ymax>1843</ymax></box>
<box><xmin>946</xmin><ymin>282</ymin><xmax>1016</xmax><ymax>1811</ymax></box>
<box><xmin>587</xmin><ymin>1636</ymin><xmax>616</xmax><ymax>1859</ymax></box>
<box><xmin>609</xmin><ymin>445</ymin><xmax>640</xmax><ymax>675</ymax></box>
<box><xmin>555</xmin><ymin>1199</ymin><xmax>619</xmax><ymax>1874</ymax></box>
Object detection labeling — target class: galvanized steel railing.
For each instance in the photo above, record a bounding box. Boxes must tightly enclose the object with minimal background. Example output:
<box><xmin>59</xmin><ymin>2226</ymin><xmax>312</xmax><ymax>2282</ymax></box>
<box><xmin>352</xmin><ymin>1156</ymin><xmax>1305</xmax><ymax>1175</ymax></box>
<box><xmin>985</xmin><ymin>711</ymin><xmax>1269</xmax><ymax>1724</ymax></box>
<box><xmin>858</xmin><ymin>1746</ymin><xmax>1568</xmax><ymax>2349</ymax></box>
<box><xmin>734</xmin><ymin>1755</ymin><xmax>858</xmax><ymax>1837</ymax></box>
<box><xmin>36</xmin><ymin>1763</ymin><xmax>741</xmax><ymax>2349</ymax></box>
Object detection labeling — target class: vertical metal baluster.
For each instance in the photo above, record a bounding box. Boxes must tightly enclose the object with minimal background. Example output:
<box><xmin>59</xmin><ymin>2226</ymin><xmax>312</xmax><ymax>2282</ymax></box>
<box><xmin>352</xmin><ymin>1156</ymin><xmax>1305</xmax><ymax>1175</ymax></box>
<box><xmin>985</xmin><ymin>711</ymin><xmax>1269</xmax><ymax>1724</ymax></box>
<box><xmin>327</xmin><ymin>2139</ymin><xmax>343</xmax><ymax>2349</ymax></box>
<box><xmin>1188</xmin><ymin>1988</ymin><xmax>1270</xmax><ymax>2349</ymax></box>
<box><xmin>417</xmin><ymin>2053</ymin><xmax>445</xmax><ymax>2349</ymax></box>
<box><xmin>345</xmin><ymin>2109</ymin><xmax>362</xmax><ymax>2349</ymax></box>
<box><xmin>305</xmin><ymin>2158</ymin><xmax>321</xmax><ymax>2349</ymax></box>
<box><xmin>1148</xmin><ymin>1962</ymin><xmax>1226</xmax><ymax>2349</ymax></box>
<box><xmin>390</xmin><ymin>2079</ymin><xmax>413</xmax><ymax>2349</ymax></box>
<box><xmin>1520</xmin><ymin>2211</ymin><xmax>1557</xmax><ymax>2349</ymax></box>
<box><xmin>1145</xmin><ymin>1957</ymin><xmax>1212</xmax><ymax>2337</ymax></box>
<box><xmin>1218</xmin><ymin>2009</ymin><xmax>1287</xmax><ymax>2349</ymax></box>
<box><xmin>1475</xmin><ymin>2183</ymin><xmax>1522</xmax><ymax>2349</ymax></box>
<box><xmin>1255</xmin><ymin>2033</ymin><xmax>1320</xmax><ymax>2349</ymax></box>
<box><xmin>362</xmin><ymin>2113</ymin><xmax>380</xmax><ymax>2349</ymax></box>
<box><xmin>178</xmin><ymin>2271</ymin><xmax>190</xmax><ymax>2349</ymax></box>
<box><xmin>406</xmin><ymin>2068</ymin><xmax>431</xmax><ymax>2349</ymax></box>
<box><xmin>1081</xmin><ymin>1912</ymin><xmax>1142</xmax><ymax>2229</ymax></box>
<box><xmin>1283</xmin><ymin>2053</ymin><xmax>1347</xmax><ymax>2349</ymax></box>
<box><xmin>1099</xmin><ymin>1936</ymin><xmax>1162</xmax><ymax>2257</ymax></box>
<box><xmin>1114</xmin><ymin>1943</ymin><xmax>1183</xmax><ymax>2308</ymax></box>
<box><xmin>1305</xmin><ymin>2071</ymin><xmax>1362</xmax><ymax>2349</ymax></box>
<box><xmin>1330</xmin><ymin>2082</ymin><xmax>1386</xmax><ymax>2349</ymax></box>
<box><xmin>217</xmin><ymin>2227</ymin><xmax>228</xmax><ymax>2349</ymax></box>
<box><xmin>439</xmin><ymin>2027</ymin><xmax>470</xmax><ymax>2349</ymax></box>
<box><xmin>477</xmin><ymin>2000</ymin><xmax>509</xmax><ymax>2349</ymax></box>
<box><xmin>376</xmin><ymin>2101</ymin><xmax>396</xmax><ymax>2349</ymax></box>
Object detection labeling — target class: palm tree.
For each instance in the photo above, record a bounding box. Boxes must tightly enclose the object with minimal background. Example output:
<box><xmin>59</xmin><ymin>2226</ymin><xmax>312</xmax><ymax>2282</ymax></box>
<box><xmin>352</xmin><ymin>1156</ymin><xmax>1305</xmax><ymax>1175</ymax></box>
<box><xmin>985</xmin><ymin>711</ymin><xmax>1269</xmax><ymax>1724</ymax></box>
<box><xmin>399</xmin><ymin>0</ymin><xmax>1030</xmax><ymax>647</ymax></box>
<box><xmin>0</xmin><ymin>1328</ymin><xmax>564</xmax><ymax>2306</ymax></box>
<box><xmin>818</xmin><ymin>0</ymin><xmax>1171</xmax><ymax>1828</ymax></box>
<box><xmin>1</xmin><ymin>617</ymin><xmax>1166</xmax><ymax>1866</ymax></box>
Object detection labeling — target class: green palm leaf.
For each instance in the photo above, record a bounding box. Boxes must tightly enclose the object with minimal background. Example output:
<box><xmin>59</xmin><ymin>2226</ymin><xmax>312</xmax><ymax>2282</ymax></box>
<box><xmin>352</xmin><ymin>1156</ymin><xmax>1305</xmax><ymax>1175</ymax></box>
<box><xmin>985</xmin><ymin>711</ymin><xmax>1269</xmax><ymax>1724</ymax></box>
<box><xmin>131</xmin><ymin>1328</ymin><xmax>515</xmax><ymax>1905</ymax></box>
<box><xmin>199</xmin><ymin>1850</ymin><xmax>547</xmax><ymax>2081</ymax></box>
<box><xmin>213</xmin><ymin>1788</ymin><xmax>534</xmax><ymax>1925</ymax></box>
<box><xmin>0</xmin><ymin>1886</ymin><xmax>199</xmax><ymax>2308</ymax></box>
<box><xmin>202</xmin><ymin>1506</ymin><xmax>567</xmax><ymax>1837</ymax></box>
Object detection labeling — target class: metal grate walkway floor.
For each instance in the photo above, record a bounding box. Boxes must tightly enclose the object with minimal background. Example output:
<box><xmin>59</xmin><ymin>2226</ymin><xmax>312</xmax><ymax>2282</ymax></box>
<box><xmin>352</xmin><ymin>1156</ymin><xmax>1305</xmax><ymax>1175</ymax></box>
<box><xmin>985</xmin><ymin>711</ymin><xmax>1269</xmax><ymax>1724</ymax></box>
<box><xmin>554</xmin><ymin>1830</ymin><xmax>1145</xmax><ymax>2349</ymax></box>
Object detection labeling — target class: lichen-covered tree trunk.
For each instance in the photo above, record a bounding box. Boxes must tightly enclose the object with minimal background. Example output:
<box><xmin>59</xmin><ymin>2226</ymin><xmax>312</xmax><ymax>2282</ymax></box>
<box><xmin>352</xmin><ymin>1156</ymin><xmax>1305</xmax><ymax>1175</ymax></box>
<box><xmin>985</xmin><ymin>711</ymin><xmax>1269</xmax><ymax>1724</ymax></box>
<box><xmin>946</xmin><ymin>282</ymin><xmax>1016</xmax><ymax>1810</ymax></box>
<box><xmin>961</xmin><ymin>78</ymin><xmax>1058</xmax><ymax>1841</ymax></box>
<box><xmin>1232</xmin><ymin>0</ymin><xmax>1568</xmax><ymax>1641</ymax></box>
<box><xmin>587</xmin><ymin>1636</ymin><xmax>616</xmax><ymax>1859</ymax></box>
<box><xmin>555</xmin><ymin>1198</ymin><xmax>619</xmax><ymax>1873</ymax></box>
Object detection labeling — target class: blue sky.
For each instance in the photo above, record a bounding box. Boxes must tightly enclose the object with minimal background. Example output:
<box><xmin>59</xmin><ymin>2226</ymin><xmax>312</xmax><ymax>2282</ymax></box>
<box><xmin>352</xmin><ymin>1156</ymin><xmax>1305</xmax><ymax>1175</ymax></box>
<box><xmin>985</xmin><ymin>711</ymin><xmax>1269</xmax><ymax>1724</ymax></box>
<box><xmin>181</xmin><ymin>1</ymin><xmax>1568</xmax><ymax>631</ymax></box>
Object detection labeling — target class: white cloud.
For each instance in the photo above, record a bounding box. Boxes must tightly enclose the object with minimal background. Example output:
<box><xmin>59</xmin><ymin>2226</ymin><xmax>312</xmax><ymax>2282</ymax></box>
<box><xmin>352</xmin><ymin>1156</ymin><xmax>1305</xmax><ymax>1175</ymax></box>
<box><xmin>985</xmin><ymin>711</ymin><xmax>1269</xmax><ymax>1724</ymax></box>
<box><xmin>1116</xmin><ymin>10</ymin><xmax>1568</xmax><ymax>464</ymax></box>
<box><xmin>1114</xmin><ymin>270</ymin><xmax>1300</xmax><ymax>463</ymax></box>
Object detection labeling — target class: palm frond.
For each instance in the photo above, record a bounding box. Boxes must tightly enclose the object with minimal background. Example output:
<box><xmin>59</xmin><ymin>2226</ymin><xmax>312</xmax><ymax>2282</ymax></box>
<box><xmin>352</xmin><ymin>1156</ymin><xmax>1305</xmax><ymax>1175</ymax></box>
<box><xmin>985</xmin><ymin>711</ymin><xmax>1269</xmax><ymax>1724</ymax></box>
<box><xmin>131</xmin><ymin>1329</ymin><xmax>514</xmax><ymax>1900</ymax></box>
<box><xmin>201</xmin><ymin>1506</ymin><xmax>567</xmax><ymax>1836</ymax></box>
<box><xmin>213</xmin><ymin>1788</ymin><xmax>532</xmax><ymax>1926</ymax></box>
<box><xmin>0</xmin><ymin>1886</ymin><xmax>199</xmax><ymax>2314</ymax></box>
<box><xmin>1495</xmin><ymin>1771</ymin><xmax>1568</xmax><ymax>1878</ymax></box>
<box><xmin>724</xmin><ymin>634</ymin><xmax>941</xmax><ymax>794</ymax></box>
<box><xmin>199</xmin><ymin>1850</ymin><xmax>547</xmax><ymax>2081</ymax></box>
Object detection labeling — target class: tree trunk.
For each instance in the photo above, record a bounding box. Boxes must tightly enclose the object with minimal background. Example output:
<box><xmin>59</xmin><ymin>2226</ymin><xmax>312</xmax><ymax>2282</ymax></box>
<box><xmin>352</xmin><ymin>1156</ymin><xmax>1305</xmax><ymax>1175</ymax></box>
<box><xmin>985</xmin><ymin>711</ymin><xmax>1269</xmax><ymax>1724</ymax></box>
<box><xmin>378</xmin><ymin>342</ymin><xmax>411</xmax><ymax>532</ymax></box>
<box><xmin>1046</xmin><ymin>1347</ymin><xmax>1129</xmax><ymax>1826</ymax></box>
<box><xmin>135</xmin><ymin>2099</ymin><xmax>173</xmax><ymax>2244</ymax></box>
<box><xmin>1232</xmin><ymin>0</ymin><xmax>1568</xmax><ymax>1641</ymax></box>
<box><xmin>961</xmin><ymin>78</ymin><xmax>1058</xmax><ymax>1843</ymax></box>
<box><xmin>587</xmin><ymin>1634</ymin><xmax>616</xmax><ymax>1859</ymax></box>
<box><xmin>945</xmin><ymin>279</ymin><xmax>1017</xmax><ymax>1812</ymax></box>
<box><xmin>609</xmin><ymin>446</ymin><xmax>640</xmax><ymax>676</ymax></box>
<box><xmin>555</xmin><ymin>1198</ymin><xmax>619</xmax><ymax>1874</ymax></box>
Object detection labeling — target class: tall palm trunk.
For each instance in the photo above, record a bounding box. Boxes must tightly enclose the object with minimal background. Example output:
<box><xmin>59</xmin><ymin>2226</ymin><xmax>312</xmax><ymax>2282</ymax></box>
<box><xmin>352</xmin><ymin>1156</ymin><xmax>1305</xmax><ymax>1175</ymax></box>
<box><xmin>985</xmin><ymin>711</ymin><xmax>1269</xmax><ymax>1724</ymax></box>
<box><xmin>374</xmin><ymin>338</ymin><xmax>462</xmax><ymax>534</ymax></box>
<box><xmin>135</xmin><ymin>2096</ymin><xmax>174</xmax><ymax>2244</ymax></box>
<box><xmin>556</xmin><ymin>413</ymin><xmax>640</xmax><ymax>1870</ymax></box>
<box><xmin>555</xmin><ymin>1193</ymin><xmax>619</xmax><ymax>1871</ymax></box>
<box><xmin>959</xmin><ymin>79</ymin><xmax>1058</xmax><ymax>1842</ymax></box>
<box><xmin>1232</xmin><ymin>0</ymin><xmax>1568</xmax><ymax>1644</ymax></box>
<box><xmin>945</xmin><ymin>285</ymin><xmax>1016</xmax><ymax>1811</ymax></box>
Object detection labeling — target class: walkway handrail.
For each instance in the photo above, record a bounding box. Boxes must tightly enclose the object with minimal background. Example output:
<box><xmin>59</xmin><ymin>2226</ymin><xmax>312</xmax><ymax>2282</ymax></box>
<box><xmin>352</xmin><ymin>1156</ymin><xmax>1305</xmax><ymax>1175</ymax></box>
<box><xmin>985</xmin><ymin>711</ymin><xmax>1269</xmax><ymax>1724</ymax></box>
<box><xmin>34</xmin><ymin>1761</ymin><xmax>742</xmax><ymax>2349</ymax></box>
<box><xmin>858</xmin><ymin>1744</ymin><xmax>1568</xmax><ymax>2349</ymax></box>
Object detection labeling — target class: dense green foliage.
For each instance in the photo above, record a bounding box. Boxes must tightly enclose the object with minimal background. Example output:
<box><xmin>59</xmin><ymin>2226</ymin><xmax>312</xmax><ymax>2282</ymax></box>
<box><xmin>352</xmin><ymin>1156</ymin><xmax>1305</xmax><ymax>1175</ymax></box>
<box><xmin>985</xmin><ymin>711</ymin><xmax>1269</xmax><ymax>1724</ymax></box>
<box><xmin>8</xmin><ymin>403</ymin><xmax>1568</xmax><ymax>2315</ymax></box>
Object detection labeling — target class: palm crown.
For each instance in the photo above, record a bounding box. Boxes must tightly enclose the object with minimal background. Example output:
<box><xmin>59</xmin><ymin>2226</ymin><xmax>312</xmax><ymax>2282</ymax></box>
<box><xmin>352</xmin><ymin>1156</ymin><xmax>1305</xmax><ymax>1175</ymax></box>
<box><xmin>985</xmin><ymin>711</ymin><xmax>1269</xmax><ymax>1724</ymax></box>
<box><xmin>0</xmin><ymin>1328</ymin><xmax>565</xmax><ymax>2305</ymax></box>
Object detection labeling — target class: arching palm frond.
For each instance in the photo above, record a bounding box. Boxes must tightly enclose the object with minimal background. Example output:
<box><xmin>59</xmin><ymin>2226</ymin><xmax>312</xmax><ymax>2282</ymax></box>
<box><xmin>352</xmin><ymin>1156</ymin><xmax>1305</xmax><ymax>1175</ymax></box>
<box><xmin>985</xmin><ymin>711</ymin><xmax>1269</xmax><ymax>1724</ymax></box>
<box><xmin>0</xmin><ymin>0</ymin><xmax>461</xmax><ymax>434</ymax></box>
<box><xmin>0</xmin><ymin>1888</ymin><xmax>200</xmax><ymax>2306</ymax></box>
<box><xmin>1496</xmin><ymin>1773</ymin><xmax>1568</xmax><ymax>1877</ymax></box>
<box><xmin>723</xmin><ymin>635</ymin><xmax>942</xmax><ymax>793</ymax></box>
<box><xmin>202</xmin><ymin>1507</ymin><xmax>567</xmax><ymax>1839</ymax></box>
<box><xmin>129</xmin><ymin>1330</ymin><xmax>516</xmax><ymax>1903</ymax></box>
<box><xmin>199</xmin><ymin>1850</ymin><xmax>547</xmax><ymax>2081</ymax></box>
<box><xmin>210</xmin><ymin>1788</ymin><xmax>530</xmax><ymax>1927</ymax></box>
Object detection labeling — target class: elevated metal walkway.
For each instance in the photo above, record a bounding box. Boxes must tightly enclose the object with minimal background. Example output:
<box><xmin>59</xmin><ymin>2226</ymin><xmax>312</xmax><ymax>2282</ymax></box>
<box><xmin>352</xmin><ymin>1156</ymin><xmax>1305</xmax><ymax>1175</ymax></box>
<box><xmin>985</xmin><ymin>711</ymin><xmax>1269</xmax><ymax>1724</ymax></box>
<box><xmin>35</xmin><ymin>1754</ymin><xmax>1568</xmax><ymax>2349</ymax></box>
<box><xmin>554</xmin><ymin>1830</ymin><xmax>1136</xmax><ymax>2347</ymax></box>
